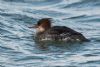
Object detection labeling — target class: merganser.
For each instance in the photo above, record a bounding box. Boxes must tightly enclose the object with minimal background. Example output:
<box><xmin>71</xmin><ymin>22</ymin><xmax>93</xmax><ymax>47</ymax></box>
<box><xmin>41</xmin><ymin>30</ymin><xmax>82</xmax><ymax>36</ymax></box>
<box><xmin>30</xmin><ymin>18</ymin><xmax>88</xmax><ymax>42</ymax></box>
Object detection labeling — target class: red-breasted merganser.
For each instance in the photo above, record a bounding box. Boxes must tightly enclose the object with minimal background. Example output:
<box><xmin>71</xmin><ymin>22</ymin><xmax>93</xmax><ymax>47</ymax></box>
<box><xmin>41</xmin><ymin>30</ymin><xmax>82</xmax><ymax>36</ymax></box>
<box><xmin>30</xmin><ymin>18</ymin><xmax>88</xmax><ymax>42</ymax></box>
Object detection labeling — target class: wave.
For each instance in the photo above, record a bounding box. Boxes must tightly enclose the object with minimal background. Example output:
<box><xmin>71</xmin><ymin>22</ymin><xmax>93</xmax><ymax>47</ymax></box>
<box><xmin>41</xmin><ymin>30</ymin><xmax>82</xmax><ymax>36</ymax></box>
<box><xmin>3</xmin><ymin>0</ymin><xmax>62</xmax><ymax>6</ymax></box>
<box><xmin>64</xmin><ymin>0</ymin><xmax>100</xmax><ymax>8</ymax></box>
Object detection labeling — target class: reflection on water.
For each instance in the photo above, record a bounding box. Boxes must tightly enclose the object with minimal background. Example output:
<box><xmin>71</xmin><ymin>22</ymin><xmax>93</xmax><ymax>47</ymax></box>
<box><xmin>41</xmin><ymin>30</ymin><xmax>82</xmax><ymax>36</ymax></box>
<box><xmin>35</xmin><ymin>40</ymin><xmax>86</xmax><ymax>52</ymax></box>
<box><xmin>0</xmin><ymin>0</ymin><xmax>100</xmax><ymax>67</ymax></box>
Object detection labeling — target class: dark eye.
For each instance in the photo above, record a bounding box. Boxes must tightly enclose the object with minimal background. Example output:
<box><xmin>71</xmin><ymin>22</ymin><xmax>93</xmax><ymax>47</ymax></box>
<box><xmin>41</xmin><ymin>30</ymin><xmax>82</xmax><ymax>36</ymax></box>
<box><xmin>37</xmin><ymin>21</ymin><xmax>41</xmax><ymax>25</ymax></box>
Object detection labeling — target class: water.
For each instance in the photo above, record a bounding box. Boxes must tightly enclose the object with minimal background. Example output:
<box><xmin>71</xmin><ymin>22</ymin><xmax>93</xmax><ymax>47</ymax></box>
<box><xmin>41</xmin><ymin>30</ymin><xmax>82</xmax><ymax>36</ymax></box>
<box><xmin>0</xmin><ymin>0</ymin><xmax>100</xmax><ymax>67</ymax></box>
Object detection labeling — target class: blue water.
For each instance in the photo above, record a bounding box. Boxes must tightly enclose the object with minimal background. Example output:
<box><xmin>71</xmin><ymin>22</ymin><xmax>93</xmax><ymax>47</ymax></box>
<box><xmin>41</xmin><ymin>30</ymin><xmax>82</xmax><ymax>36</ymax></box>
<box><xmin>0</xmin><ymin>0</ymin><xmax>100</xmax><ymax>67</ymax></box>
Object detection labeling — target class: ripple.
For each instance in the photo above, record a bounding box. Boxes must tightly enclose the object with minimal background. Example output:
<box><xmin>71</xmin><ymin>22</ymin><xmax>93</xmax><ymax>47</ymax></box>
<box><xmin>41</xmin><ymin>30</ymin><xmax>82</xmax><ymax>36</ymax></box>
<box><xmin>3</xmin><ymin>0</ymin><xmax>62</xmax><ymax>6</ymax></box>
<box><xmin>23</xmin><ymin>9</ymin><xmax>67</xmax><ymax>18</ymax></box>
<box><xmin>0</xmin><ymin>45</ymin><xmax>14</xmax><ymax>51</ymax></box>
<box><xmin>64</xmin><ymin>15</ymin><xmax>87</xmax><ymax>19</ymax></box>
<box><xmin>64</xmin><ymin>0</ymin><xmax>100</xmax><ymax>8</ymax></box>
<box><xmin>14</xmin><ymin>55</ymin><xmax>46</xmax><ymax>62</ymax></box>
<box><xmin>80</xmin><ymin>60</ymin><xmax>100</xmax><ymax>65</ymax></box>
<box><xmin>0</xmin><ymin>28</ymin><xmax>12</xmax><ymax>35</ymax></box>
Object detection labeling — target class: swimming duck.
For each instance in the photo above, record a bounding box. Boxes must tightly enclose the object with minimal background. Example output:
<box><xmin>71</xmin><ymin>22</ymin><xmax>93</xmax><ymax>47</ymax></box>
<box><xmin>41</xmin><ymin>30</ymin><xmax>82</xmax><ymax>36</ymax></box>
<box><xmin>30</xmin><ymin>18</ymin><xmax>88</xmax><ymax>42</ymax></box>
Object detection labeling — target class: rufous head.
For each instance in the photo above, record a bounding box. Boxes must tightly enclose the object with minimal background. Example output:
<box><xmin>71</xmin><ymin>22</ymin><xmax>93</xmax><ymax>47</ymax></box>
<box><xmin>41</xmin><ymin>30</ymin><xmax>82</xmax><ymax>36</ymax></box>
<box><xmin>30</xmin><ymin>18</ymin><xmax>52</xmax><ymax>33</ymax></box>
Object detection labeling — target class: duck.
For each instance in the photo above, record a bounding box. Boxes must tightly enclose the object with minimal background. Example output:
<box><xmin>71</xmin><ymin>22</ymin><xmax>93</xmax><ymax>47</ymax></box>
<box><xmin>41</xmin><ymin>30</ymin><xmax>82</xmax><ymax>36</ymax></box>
<box><xmin>30</xmin><ymin>18</ymin><xmax>88</xmax><ymax>42</ymax></box>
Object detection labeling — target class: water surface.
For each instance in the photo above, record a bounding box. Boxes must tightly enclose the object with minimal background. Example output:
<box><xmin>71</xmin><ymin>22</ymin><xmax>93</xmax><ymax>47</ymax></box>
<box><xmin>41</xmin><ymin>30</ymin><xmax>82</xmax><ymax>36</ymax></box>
<box><xmin>0</xmin><ymin>0</ymin><xmax>100</xmax><ymax>67</ymax></box>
